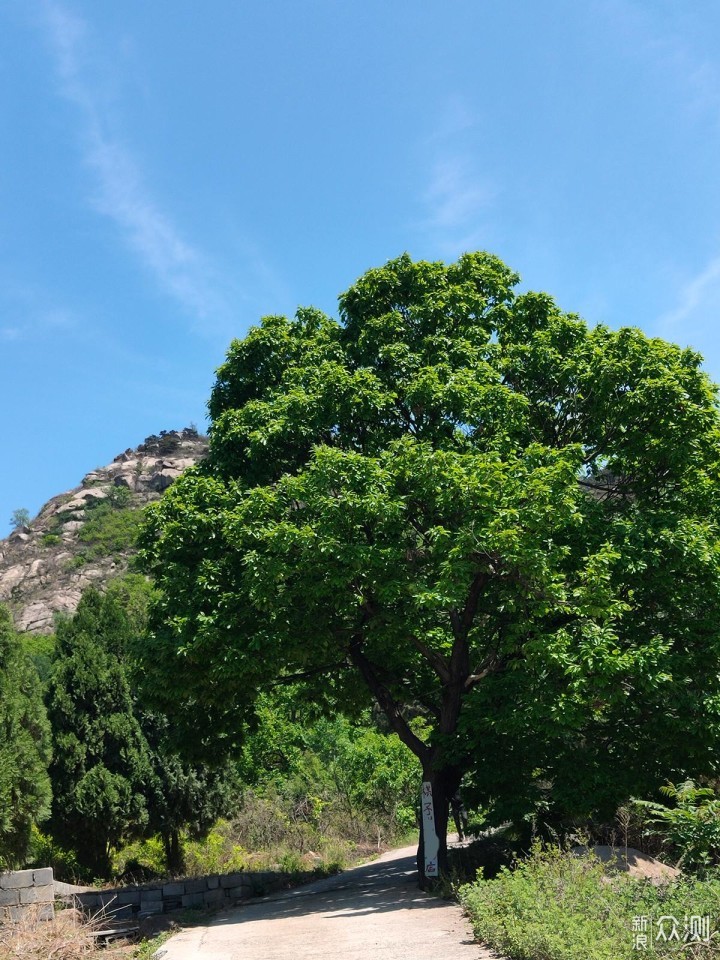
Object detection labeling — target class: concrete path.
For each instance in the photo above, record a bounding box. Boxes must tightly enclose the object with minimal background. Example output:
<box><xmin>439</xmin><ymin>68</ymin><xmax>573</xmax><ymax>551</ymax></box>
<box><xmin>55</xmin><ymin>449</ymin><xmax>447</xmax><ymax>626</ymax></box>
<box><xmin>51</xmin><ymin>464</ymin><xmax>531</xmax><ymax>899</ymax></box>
<box><xmin>155</xmin><ymin>842</ymin><xmax>501</xmax><ymax>960</ymax></box>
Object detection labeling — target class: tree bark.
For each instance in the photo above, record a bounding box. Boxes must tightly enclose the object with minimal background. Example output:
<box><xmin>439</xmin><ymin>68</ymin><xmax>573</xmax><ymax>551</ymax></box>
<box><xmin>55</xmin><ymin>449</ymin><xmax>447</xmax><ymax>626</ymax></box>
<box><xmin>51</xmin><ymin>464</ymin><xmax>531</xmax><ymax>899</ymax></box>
<box><xmin>416</xmin><ymin>753</ymin><xmax>462</xmax><ymax>889</ymax></box>
<box><xmin>163</xmin><ymin>829</ymin><xmax>184</xmax><ymax>876</ymax></box>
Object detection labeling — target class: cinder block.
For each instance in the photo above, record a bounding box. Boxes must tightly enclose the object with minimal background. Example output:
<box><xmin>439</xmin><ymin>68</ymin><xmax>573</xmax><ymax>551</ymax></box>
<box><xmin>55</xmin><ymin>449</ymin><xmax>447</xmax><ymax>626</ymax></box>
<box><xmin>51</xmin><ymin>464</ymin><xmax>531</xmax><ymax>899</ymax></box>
<box><xmin>219</xmin><ymin>872</ymin><xmax>246</xmax><ymax>889</ymax></box>
<box><xmin>162</xmin><ymin>882</ymin><xmax>185</xmax><ymax>897</ymax></box>
<box><xmin>75</xmin><ymin>893</ymin><xmax>100</xmax><ymax>910</ymax></box>
<box><xmin>0</xmin><ymin>889</ymin><xmax>19</xmax><ymax>907</ymax></box>
<box><xmin>0</xmin><ymin>870</ymin><xmax>34</xmax><ymax>890</ymax></box>
<box><xmin>140</xmin><ymin>887</ymin><xmax>163</xmax><ymax>901</ymax></box>
<box><xmin>117</xmin><ymin>890</ymin><xmax>141</xmax><ymax>905</ymax></box>
<box><xmin>20</xmin><ymin>885</ymin><xmax>54</xmax><ymax>905</ymax></box>
<box><xmin>98</xmin><ymin>894</ymin><xmax>121</xmax><ymax>909</ymax></box>
<box><xmin>104</xmin><ymin>904</ymin><xmax>133</xmax><ymax>920</ymax></box>
<box><xmin>32</xmin><ymin>868</ymin><xmax>53</xmax><ymax>886</ymax></box>
<box><xmin>184</xmin><ymin>878</ymin><xmax>207</xmax><ymax>894</ymax></box>
<box><xmin>203</xmin><ymin>888</ymin><xmax>225</xmax><ymax>906</ymax></box>
<box><xmin>206</xmin><ymin>874</ymin><xmax>220</xmax><ymax>890</ymax></box>
<box><xmin>229</xmin><ymin>885</ymin><xmax>252</xmax><ymax>901</ymax></box>
<box><xmin>181</xmin><ymin>892</ymin><xmax>204</xmax><ymax>908</ymax></box>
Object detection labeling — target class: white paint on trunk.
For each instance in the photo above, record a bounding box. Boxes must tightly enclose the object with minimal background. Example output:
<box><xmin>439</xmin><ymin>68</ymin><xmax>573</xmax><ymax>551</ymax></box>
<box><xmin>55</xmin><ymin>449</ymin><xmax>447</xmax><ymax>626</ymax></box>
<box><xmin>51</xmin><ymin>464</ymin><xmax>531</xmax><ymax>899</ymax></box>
<box><xmin>421</xmin><ymin>781</ymin><xmax>439</xmax><ymax>876</ymax></box>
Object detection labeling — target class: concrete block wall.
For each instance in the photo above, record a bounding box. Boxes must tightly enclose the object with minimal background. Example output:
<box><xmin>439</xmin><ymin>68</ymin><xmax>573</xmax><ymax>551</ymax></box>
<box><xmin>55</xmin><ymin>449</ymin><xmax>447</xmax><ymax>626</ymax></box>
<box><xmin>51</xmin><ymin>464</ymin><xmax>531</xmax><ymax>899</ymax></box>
<box><xmin>0</xmin><ymin>868</ymin><xmax>54</xmax><ymax>921</ymax></box>
<box><xmin>73</xmin><ymin>869</ymin><xmax>305</xmax><ymax>920</ymax></box>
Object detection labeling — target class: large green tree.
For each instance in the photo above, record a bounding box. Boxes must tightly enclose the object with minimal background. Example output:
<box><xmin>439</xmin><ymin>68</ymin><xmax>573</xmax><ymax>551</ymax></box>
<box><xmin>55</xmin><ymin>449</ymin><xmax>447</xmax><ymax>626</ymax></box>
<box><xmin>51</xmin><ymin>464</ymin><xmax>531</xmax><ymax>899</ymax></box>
<box><xmin>139</xmin><ymin>253</ymin><xmax>720</xmax><ymax>883</ymax></box>
<box><xmin>0</xmin><ymin>606</ymin><xmax>52</xmax><ymax>868</ymax></box>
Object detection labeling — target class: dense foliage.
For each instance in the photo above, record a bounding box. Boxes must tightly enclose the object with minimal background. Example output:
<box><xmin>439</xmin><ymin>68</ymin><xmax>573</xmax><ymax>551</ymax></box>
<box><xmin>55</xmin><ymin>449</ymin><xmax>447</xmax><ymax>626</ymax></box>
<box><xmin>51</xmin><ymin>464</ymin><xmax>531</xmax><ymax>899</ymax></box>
<box><xmin>45</xmin><ymin>590</ymin><xmax>154</xmax><ymax>876</ymax></box>
<box><xmin>460</xmin><ymin>845</ymin><xmax>720</xmax><ymax>959</ymax></box>
<box><xmin>0</xmin><ymin>606</ymin><xmax>51</xmax><ymax>868</ymax></box>
<box><xmin>139</xmin><ymin>251</ymin><xmax>720</xmax><ymax>881</ymax></box>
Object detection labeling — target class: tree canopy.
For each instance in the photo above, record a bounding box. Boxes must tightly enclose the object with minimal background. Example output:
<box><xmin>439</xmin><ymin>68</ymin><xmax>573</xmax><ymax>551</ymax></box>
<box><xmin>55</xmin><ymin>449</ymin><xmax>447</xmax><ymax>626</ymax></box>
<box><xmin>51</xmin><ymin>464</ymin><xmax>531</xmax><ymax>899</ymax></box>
<box><xmin>140</xmin><ymin>252</ymin><xmax>720</xmax><ymax>882</ymax></box>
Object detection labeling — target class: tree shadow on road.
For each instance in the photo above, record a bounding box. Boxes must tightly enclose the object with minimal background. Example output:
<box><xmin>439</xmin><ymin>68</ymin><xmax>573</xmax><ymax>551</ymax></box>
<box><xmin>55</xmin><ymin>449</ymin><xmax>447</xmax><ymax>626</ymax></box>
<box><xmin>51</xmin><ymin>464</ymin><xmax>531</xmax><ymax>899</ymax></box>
<box><xmin>206</xmin><ymin>851</ymin><xmax>452</xmax><ymax>927</ymax></box>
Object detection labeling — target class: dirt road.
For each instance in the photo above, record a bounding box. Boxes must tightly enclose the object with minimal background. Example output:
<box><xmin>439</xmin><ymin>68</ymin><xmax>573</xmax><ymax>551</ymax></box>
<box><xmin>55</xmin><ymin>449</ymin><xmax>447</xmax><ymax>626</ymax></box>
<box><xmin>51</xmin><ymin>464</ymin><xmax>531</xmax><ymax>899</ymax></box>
<box><xmin>155</xmin><ymin>843</ymin><xmax>500</xmax><ymax>960</ymax></box>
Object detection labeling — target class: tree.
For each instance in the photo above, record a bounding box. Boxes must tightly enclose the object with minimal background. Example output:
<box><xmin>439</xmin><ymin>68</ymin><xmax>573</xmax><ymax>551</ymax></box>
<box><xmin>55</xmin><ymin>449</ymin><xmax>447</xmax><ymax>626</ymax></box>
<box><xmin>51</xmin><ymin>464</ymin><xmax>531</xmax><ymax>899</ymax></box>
<box><xmin>140</xmin><ymin>710</ymin><xmax>238</xmax><ymax>875</ymax></box>
<box><xmin>0</xmin><ymin>605</ymin><xmax>52</xmax><ymax>868</ymax></box>
<box><xmin>46</xmin><ymin>590</ymin><xmax>153</xmax><ymax>877</ymax></box>
<box><xmin>139</xmin><ymin>252</ymin><xmax>720</xmax><ymax>884</ymax></box>
<box><xmin>9</xmin><ymin>508</ymin><xmax>30</xmax><ymax>529</ymax></box>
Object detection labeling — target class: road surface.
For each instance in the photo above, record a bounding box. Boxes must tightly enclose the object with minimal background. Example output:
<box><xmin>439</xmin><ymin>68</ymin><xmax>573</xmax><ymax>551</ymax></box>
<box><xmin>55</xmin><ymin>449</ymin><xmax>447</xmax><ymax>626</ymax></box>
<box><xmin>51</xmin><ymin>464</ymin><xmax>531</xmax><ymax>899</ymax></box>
<box><xmin>155</xmin><ymin>842</ymin><xmax>501</xmax><ymax>960</ymax></box>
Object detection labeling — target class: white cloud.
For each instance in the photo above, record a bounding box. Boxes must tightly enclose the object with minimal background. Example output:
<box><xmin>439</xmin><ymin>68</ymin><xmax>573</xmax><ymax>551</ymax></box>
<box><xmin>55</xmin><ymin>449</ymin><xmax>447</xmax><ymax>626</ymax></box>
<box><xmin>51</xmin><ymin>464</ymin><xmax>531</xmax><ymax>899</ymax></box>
<box><xmin>424</xmin><ymin>156</ymin><xmax>492</xmax><ymax>235</ymax></box>
<box><xmin>660</xmin><ymin>255</ymin><xmax>720</xmax><ymax>333</ymax></box>
<box><xmin>418</xmin><ymin>100</ymin><xmax>495</xmax><ymax>258</ymax></box>
<box><xmin>39</xmin><ymin>1</ymin><xmax>233</xmax><ymax>330</ymax></box>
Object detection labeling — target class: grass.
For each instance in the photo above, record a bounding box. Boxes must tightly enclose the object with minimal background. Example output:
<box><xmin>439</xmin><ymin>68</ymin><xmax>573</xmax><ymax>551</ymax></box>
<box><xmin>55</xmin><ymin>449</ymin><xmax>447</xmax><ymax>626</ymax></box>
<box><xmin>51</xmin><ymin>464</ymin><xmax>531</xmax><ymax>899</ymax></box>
<box><xmin>0</xmin><ymin>903</ymin><xmax>183</xmax><ymax>960</ymax></box>
<box><xmin>459</xmin><ymin>844</ymin><xmax>720</xmax><ymax>959</ymax></box>
<box><xmin>0</xmin><ymin>904</ymin><xmax>95</xmax><ymax>960</ymax></box>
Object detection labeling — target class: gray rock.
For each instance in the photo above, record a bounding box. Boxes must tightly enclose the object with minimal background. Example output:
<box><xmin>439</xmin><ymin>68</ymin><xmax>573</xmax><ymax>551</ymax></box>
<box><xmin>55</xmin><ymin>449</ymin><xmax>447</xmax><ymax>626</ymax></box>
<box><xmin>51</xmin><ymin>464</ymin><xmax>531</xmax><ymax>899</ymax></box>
<box><xmin>0</xmin><ymin>431</ymin><xmax>208</xmax><ymax>633</ymax></box>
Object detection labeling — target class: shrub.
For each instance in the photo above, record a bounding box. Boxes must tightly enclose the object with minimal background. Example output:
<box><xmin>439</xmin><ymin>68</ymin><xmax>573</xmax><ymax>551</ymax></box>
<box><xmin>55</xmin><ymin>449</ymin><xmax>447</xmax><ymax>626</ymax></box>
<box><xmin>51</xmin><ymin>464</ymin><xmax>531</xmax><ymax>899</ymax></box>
<box><xmin>77</xmin><ymin>503</ymin><xmax>143</xmax><ymax>557</ymax></box>
<box><xmin>634</xmin><ymin>782</ymin><xmax>720</xmax><ymax>876</ymax></box>
<box><xmin>460</xmin><ymin>845</ymin><xmax>720</xmax><ymax>959</ymax></box>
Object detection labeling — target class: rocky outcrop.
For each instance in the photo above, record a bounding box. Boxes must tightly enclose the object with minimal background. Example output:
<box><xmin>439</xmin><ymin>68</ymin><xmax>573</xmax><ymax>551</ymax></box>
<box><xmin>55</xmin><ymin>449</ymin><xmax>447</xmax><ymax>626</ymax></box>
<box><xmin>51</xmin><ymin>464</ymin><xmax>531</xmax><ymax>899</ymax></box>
<box><xmin>0</xmin><ymin>429</ymin><xmax>208</xmax><ymax>634</ymax></box>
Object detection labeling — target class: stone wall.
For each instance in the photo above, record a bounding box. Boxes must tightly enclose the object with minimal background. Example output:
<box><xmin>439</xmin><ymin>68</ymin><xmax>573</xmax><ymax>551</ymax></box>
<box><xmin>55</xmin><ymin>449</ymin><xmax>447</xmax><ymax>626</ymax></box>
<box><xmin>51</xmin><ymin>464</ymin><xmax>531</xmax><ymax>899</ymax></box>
<box><xmin>73</xmin><ymin>869</ymin><xmax>306</xmax><ymax>921</ymax></box>
<box><xmin>0</xmin><ymin>868</ymin><xmax>54</xmax><ymax>921</ymax></box>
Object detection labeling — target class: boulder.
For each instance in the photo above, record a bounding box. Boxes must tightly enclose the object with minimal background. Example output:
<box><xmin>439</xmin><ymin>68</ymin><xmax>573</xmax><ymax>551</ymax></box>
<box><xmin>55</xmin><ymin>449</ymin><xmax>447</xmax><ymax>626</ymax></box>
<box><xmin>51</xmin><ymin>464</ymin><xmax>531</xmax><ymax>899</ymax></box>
<box><xmin>149</xmin><ymin>469</ymin><xmax>182</xmax><ymax>492</ymax></box>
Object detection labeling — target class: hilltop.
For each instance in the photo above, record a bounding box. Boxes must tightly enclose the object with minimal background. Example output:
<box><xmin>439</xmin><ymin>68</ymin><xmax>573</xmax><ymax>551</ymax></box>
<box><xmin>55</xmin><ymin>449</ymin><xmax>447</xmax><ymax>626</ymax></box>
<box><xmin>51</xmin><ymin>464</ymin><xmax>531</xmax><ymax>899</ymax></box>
<box><xmin>0</xmin><ymin>428</ymin><xmax>207</xmax><ymax>633</ymax></box>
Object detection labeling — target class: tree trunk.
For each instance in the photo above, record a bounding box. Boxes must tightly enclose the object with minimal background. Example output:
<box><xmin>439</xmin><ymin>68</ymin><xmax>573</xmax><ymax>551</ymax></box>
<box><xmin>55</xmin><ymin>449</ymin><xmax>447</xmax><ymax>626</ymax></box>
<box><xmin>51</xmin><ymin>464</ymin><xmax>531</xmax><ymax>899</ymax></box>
<box><xmin>416</xmin><ymin>756</ymin><xmax>462</xmax><ymax>889</ymax></box>
<box><xmin>163</xmin><ymin>829</ymin><xmax>184</xmax><ymax>876</ymax></box>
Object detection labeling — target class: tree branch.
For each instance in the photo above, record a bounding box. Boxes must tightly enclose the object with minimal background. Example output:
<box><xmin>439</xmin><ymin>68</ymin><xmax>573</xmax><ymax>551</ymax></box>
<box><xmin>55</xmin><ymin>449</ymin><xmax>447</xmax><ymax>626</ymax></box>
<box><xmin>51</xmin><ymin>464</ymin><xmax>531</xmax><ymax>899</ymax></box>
<box><xmin>348</xmin><ymin>636</ymin><xmax>430</xmax><ymax>762</ymax></box>
<box><xmin>410</xmin><ymin>635</ymin><xmax>451</xmax><ymax>683</ymax></box>
<box><xmin>459</xmin><ymin>572</ymin><xmax>490</xmax><ymax>638</ymax></box>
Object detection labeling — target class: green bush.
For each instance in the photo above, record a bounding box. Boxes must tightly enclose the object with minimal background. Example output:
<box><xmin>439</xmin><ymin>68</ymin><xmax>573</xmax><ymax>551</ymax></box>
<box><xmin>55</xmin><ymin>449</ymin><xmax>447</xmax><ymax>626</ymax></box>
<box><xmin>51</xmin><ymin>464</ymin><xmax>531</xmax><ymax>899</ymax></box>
<box><xmin>112</xmin><ymin>835</ymin><xmax>166</xmax><ymax>879</ymax></box>
<box><xmin>460</xmin><ymin>845</ymin><xmax>720</xmax><ymax>959</ymax></box>
<box><xmin>78</xmin><ymin>503</ymin><xmax>144</xmax><ymax>557</ymax></box>
<box><xmin>180</xmin><ymin>822</ymin><xmax>248</xmax><ymax>876</ymax></box>
<box><xmin>634</xmin><ymin>782</ymin><xmax>720</xmax><ymax>876</ymax></box>
<box><xmin>27</xmin><ymin>826</ymin><xmax>82</xmax><ymax>882</ymax></box>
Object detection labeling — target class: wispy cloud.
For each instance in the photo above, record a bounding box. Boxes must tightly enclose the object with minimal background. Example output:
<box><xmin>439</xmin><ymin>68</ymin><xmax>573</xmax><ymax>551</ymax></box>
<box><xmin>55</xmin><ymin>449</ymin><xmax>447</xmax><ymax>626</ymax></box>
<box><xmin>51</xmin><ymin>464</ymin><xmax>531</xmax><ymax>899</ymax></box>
<box><xmin>418</xmin><ymin>101</ymin><xmax>495</xmax><ymax>257</ymax></box>
<box><xmin>602</xmin><ymin>0</ymin><xmax>720</xmax><ymax>121</ymax></box>
<box><xmin>38</xmin><ymin>1</ymin><xmax>234</xmax><ymax>330</ymax></box>
<box><xmin>660</xmin><ymin>255</ymin><xmax>720</xmax><ymax>333</ymax></box>
<box><xmin>424</xmin><ymin>156</ymin><xmax>492</xmax><ymax>236</ymax></box>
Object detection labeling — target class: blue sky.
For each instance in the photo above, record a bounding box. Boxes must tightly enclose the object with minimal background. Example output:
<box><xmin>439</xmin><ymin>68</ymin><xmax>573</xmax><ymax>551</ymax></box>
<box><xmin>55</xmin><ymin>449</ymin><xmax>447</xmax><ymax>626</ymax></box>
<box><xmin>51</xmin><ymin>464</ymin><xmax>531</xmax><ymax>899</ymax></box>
<box><xmin>2</xmin><ymin>0</ymin><xmax>720</xmax><ymax>535</ymax></box>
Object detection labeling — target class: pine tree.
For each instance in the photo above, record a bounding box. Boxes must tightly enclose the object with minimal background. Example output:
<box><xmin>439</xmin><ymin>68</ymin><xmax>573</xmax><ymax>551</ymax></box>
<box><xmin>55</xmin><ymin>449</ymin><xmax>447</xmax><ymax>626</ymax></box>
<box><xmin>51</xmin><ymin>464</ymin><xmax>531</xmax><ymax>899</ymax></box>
<box><xmin>0</xmin><ymin>605</ymin><xmax>52</xmax><ymax>868</ymax></box>
<box><xmin>46</xmin><ymin>590</ymin><xmax>153</xmax><ymax>877</ymax></box>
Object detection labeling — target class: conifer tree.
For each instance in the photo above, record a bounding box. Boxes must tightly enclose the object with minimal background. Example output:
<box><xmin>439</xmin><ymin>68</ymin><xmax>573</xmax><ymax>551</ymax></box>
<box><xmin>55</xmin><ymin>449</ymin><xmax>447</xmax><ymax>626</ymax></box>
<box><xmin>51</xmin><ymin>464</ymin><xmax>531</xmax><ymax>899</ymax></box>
<box><xmin>46</xmin><ymin>590</ymin><xmax>153</xmax><ymax>877</ymax></box>
<box><xmin>0</xmin><ymin>605</ymin><xmax>51</xmax><ymax>868</ymax></box>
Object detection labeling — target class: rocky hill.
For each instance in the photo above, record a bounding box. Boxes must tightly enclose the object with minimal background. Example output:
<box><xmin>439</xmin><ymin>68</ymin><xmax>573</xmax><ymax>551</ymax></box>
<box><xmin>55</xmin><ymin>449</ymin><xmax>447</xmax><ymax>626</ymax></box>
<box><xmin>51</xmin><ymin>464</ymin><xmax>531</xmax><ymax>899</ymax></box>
<box><xmin>0</xmin><ymin>428</ymin><xmax>208</xmax><ymax>633</ymax></box>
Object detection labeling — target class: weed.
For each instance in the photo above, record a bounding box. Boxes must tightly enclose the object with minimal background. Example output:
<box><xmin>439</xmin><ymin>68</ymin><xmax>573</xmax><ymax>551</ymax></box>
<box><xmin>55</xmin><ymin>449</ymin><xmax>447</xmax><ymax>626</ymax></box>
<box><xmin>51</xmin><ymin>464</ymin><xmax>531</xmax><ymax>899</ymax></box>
<box><xmin>0</xmin><ymin>903</ymin><xmax>94</xmax><ymax>960</ymax></box>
